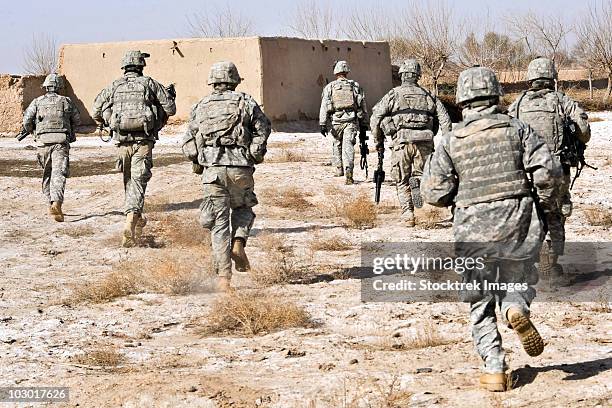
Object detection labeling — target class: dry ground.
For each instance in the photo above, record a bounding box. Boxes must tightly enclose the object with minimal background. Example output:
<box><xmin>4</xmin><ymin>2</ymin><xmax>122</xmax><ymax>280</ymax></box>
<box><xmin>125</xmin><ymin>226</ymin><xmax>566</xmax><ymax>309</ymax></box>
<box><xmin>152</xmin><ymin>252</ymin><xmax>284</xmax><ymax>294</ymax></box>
<box><xmin>0</xmin><ymin>119</ymin><xmax>611</xmax><ymax>408</ymax></box>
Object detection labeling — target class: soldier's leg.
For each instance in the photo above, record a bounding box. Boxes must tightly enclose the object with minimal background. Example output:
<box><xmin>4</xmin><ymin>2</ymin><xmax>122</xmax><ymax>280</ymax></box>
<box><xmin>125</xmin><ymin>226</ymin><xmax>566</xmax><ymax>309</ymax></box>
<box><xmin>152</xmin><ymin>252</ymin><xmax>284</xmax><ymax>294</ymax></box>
<box><xmin>48</xmin><ymin>144</ymin><xmax>69</xmax><ymax>222</ymax></box>
<box><xmin>471</xmin><ymin>295</ymin><xmax>507</xmax><ymax>391</ymax></box>
<box><xmin>227</xmin><ymin>167</ymin><xmax>257</xmax><ymax>272</ymax></box>
<box><xmin>409</xmin><ymin>142</ymin><xmax>433</xmax><ymax>209</ymax></box>
<box><xmin>498</xmin><ymin>260</ymin><xmax>543</xmax><ymax>358</ymax></box>
<box><xmin>342</xmin><ymin>123</ymin><xmax>357</xmax><ymax>184</ymax></box>
<box><xmin>330</xmin><ymin>125</ymin><xmax>344</xmax><ymax>176</ymax></box>
<box><xmin>200</xmin><ymin>167</ymin><xmax>232</xmax><ymax>288</ymax></box>
<box><xmin>121</xmin><ymin>143</ymin><xmax>153</xmax><ymax>247</ymax></box>
<box><xmin>38</xmin><ymin>146</ymin><xmax>53</xmax><ymax>206</ymax></box>
<box><xmin>393</xmin><ymin>143</ymin><xmax>416</xmax><ymax>226</ymax></box>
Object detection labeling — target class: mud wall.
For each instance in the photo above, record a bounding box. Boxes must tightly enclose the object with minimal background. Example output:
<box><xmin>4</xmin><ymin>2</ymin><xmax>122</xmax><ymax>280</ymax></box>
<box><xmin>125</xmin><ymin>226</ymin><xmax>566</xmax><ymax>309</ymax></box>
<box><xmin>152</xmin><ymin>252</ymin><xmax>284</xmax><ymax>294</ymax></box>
<box><xmin>0</xmin><ymin>75</ymin><xmax>45</xmax><ymax>134</ymax></box>
<box><xmin>59</xmin><ymin>37</ymin><xmax>263</xmax><ymax>124</ymax></box>
<box><xmin>259</xmin><ymin>38</ymin><xmax>392</xmax><ymax>121</ymax></box>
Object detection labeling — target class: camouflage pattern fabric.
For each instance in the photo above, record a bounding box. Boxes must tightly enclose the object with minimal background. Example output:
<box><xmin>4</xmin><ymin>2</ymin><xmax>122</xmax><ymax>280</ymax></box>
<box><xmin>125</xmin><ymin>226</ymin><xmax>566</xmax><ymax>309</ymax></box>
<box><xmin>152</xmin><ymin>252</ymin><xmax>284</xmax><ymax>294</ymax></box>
<box><xmin>117</xmin><ymin>142</ymin><xmax>153</xmax><ymax>214</ymax></box>
<box><xmin>37</xmin><ymin>143</ymin><xmax>70</xmax><ymax>204</ymax></box>
<box><xmin>422</xmin><ymin>103</ymin><xmax>559</xmax><ymax>375</ymax></box>
<box><xmin>319</xmin><ymin>77</ymin><xmax>368</xmax><ymax>127</ymax></box>
<box><xmin>199</xmin><ymin>166</ymin><xmax>258</xmax><ymax>277</ymax></box>
<box><xmin>370</xmin><ymin>80</ymin><xmax>451</xmax><ymax>218</ymax></box>
<box><xmin>330</xmin><ymin>122</ymin><xmax>357</xmax><ymax>174</ymax></box>
<box><xmin>508</xmin><ymin>88</ymin><xmax>590</xmax><ymax>256</ymax></box>
<box><xmin>23</xmin><ymin>93</ymin><xmax>80</xmax><ymax>143</ymax></box>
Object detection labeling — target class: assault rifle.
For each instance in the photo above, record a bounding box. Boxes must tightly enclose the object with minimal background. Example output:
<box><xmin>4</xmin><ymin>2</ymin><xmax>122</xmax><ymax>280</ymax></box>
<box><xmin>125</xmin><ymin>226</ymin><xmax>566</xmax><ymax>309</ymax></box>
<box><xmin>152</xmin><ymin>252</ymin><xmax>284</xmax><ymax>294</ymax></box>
<box><xmin>561</xmin><ymin>117</ymin><xmax>597</xmax><ymax>190</ymax></box>
<box><xmin>373</xmin><ymin>149</ymin><xmax>385</xmax><ymax>204</ymax></box>
<box><xmin>359</xmin><ymin>127</ymin><xmax>369</xmax><ymax>178</ymax></box>
<box><xmin>15</xmin><ymin>127</ymin><xmax>29</xmax><ymax>141</ymax></box>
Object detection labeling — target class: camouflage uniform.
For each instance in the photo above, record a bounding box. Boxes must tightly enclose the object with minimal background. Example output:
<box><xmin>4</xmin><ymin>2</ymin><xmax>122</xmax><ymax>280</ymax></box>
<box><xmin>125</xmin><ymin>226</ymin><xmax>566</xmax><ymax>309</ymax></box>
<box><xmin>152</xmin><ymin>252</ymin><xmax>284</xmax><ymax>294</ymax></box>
<box><xmin>92</xmin><ymin>51</ymin><xmax>176</xmax><ymax>246</ymax></box>
<box><xmin>319</xmin><ymin>61</ymin><xmax>368</xmax><ymax>183</ymax></box>
<box><xmin>183</xmin><ymin>62</ymin><xmax>271</xmax><ymax>282</ymax></box>
<box><xmin>370</xmin><ymin>59</ymin><xmax>452</xmax><ymax>224</ymax></box>
<box><xmin>508</xmin><ymin>57</ymin><xmax>591</xmax><ymax>270</ymax></box>
<box><xmin>422</xmin><ymin>67</ymin><xmax>559</xmax><ymax>389</ymax></box>
<box><xmin>22</xmin><ymin>74</ymin><xmax>80</xmax><ymax>221</ymax></box>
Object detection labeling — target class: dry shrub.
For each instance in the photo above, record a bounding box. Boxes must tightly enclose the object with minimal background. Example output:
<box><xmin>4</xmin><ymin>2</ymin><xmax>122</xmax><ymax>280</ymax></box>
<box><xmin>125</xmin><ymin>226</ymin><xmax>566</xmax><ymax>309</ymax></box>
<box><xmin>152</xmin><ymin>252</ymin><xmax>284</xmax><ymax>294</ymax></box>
<box><xmin>153</xmin><ymin>213</ymin><xmax>211</xmax><ymax>249</ymax></box>
<box><xmin>251</xmin><ymin>233</ymin><xmax>301</xmax><ymax>285</ymax></box>
<box><xmin>417</xmin><ymin>206</ymin><xmax>450</xmax><ymax>229</ymax></box>
<box><xmin>61</xmin><ymin>224</ymin><xmax>96</xmax><ymax>238</ymax></box>
<box><xmin>404</xmin><ymin>321</ymin><xmax>449</xmax><ymax>349</ymax></box>
<box><xmin>318</xmin><ymin>376</ymin><xmax>412</xmax><ymax>408</ymax></box>
<box><xmin>69</xmin><ymin>253</ymin><xmax>213</xmax><ymax>304</ymax></box>
<box><xmin>267</xmin><ymin>141</ymin><xmax>301</xmax><ymax>149</ymax></box>
<box><xmin>73</xmin><ymin>346</ymin><xmax>125</xmax><ymax>368</ymax></box>
<box><xmin>343</xmin><ymin>194</ymin><xmax>377</xmax><ymax>229</ymax></box>
<box><xmin>309</xmin><ymin>234</ymin><xmax>353</xmax><ymax>251</ymax></box>
<box><xmin>583</xmin><ymin>205</ymin><xmax>612</xmax><ymax>227</ymax></box>
<box><xmin>268</xmin><ymin>149</ymin><xmax>307</xmax><ymax>163</ymax></box>
<box><xmin>201</xmin><ymin>291</ymin><xmax>311</xmax><ymax>336</ymax></box>
<box><xmin>262</xmin><ymin>187</ymin><xmax>313</xmax><ymax>210</ymax></box>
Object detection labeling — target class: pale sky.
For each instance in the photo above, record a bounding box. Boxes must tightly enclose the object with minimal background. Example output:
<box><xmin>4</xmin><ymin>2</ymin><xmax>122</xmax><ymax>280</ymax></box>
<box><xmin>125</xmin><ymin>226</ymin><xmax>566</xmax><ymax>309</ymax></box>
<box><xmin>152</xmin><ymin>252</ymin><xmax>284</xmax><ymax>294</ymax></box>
<box><xmin>0</xmin><ymin>0</ymin><xmax>581</xmax><ymax>74</ymax></box>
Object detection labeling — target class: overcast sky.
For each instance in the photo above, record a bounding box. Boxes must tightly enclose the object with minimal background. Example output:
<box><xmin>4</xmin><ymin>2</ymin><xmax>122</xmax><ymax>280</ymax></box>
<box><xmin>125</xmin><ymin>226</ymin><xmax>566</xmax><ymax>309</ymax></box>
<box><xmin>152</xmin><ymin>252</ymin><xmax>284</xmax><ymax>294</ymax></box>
<box><xmin>0</xmin><ymin>0</ymin><xmax>581</xmax><ymax>74</ymax></box>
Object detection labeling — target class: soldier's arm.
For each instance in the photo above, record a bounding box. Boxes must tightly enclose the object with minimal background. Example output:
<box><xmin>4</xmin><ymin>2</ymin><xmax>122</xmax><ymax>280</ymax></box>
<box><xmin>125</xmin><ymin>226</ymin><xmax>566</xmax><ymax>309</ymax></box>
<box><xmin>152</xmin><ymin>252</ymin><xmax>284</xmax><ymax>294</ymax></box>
<box><xmin>507</xmin><ymin>98</ymin><xmax>519</xmax><ymax>118</ymax></box>
<box><xmin>421</xmin><ymin>133</ymin><xmax>458</xmax><ymax>207</ymax></box>
<box><xmin>68</xmin><ymin>98</ymin><xmax>81</xmax><ymax>127</ymax></box>
<box><xmin>319</xmin><ymin>84</ymin><xmax>332</xmax><ymax>126</ymax></box>
<box><xmin>518</xmin><ymin>121</ymin><xmax>560</xmax><ymax>206</ymax></box>
<box><xmin>434</xmin><ymin>98</ymin><xmax>452</xmax><ymax>132</ymax></box>
<box><xmin>22</xmin><ymin>99</ymin><xmax>37</xmax><ymax>133</ymax></box>
<box><xmin>355</xmin><ymin>82</ymin><xmax>369</xmax><ymax>127</ymax></box>
<box><xmin>561</xmin><ymin>94</ymin><xmax>591</xmax><ymax>143</ymax></box>
<box><xmin>369</xmin><ymin>91</ymin><xmax>393</xmax><ymax>147</ymax></box>
<box><xmin>92</xmin><ymin>87</ymin><xmax>112</xmax><ymax>124</ymax></box>
<box><xmin>247</xmin><ymin>97</ymin><xmax>272</xmax><ymax>164</ymax></box>
<box><xmin>149</xmin><ymin>79</ymin><xmax>177</xmax><ymax>117</ymax></box>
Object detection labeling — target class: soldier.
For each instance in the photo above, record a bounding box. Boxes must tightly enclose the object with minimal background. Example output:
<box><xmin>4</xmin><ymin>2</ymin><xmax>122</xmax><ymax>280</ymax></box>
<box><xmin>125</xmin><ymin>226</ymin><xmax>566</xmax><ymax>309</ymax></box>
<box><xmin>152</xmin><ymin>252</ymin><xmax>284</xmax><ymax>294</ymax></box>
<box><xmin>508</xmin><ymin>57</ymin><xmax>591</xmax><ymax>284</ymax></box>
<box><xmin>422</xmin><ymin>67</ymin><xmax>560</xmax><ymax>392</ymax></box>
<box><xmin>92</xmin><ymin>50</ymin><xmax>176</xmax><ymax>248</ymax></box>
<box><xmin>370</xmin><ymin>59</ymin><xmax>452</xmax><ymax>226</ymax></box>
<box><xmin>21</xmin><ymin>74</ymin><xmax>80</xmax><ymax>222</ymax></box>
<box><xmin>182</xmin><ymin>61</ymin><xmax>271</xmax><ymax>292</ymax></box>
<box><xmin>319</xmin><ymin>60</ymin><xmax>369</xmax><ymax>184</ymax></box>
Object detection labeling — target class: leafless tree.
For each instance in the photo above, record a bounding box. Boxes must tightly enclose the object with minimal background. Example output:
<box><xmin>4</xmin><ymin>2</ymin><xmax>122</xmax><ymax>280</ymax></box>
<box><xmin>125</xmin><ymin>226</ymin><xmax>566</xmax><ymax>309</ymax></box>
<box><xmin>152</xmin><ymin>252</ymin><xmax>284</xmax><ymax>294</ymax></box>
<box><xmin>575</xmin><ymin>1</ymin><xmax>612</xmax><ymax>101</ymax></box>
<box><xmin>22</xmin><ymin>33</ymin><xmax>58</xmax><ymax>76</ymax></box>
<box><xmin>285</xmin><ymin>0</ymin><xmax>336</xmax><ymax>39</ymax></box>
<box><xmin>186</xmin><ymin>4</ymin><xmax>255</xmax><ymax>37</ymax></box>
<box><xmin>505</xmin><ymin>12</ymin><xmax>571</xmax><ymax>68</ymax></box>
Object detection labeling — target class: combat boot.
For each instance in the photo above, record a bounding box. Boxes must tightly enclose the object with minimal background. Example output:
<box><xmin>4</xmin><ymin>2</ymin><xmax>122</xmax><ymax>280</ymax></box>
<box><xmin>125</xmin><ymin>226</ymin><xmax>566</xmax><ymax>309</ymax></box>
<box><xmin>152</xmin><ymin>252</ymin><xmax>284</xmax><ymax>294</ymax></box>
<box><xmin>479</xmin><ymin>373</ymin><xmax>507</xmax><ymax>392</ymax></box>
<box><xmin>134</xmin><ymin>213</ymin><xmax>147</xmax><ymax>241</ymax></box>
<box><xmin>334</xmin><ymin>167</ymin><xmax>344</xmax><ymax>177</ymax></box>
<box><xmin>49</xmin><ymin>202</ymin><xmax>64</xmax><ymax>222</ymax></box>
<box><xmin>217</xmin><ymin>276</ymin><xmax>232</xmax><ymax>292</ymax></box>
<box><xmin>507</xmin><ymin>308</ymin><xmax>544</xmax><ymax>357</ymax></box>
<box><xmin>122</xmin><ymin>212</ymin><xmax>137</xmax><ymax>248</ymax></box>
<box><xmin>409</xmin><ymin>177</ymin><xmax>423</xmax><ymax>208</ymax></box>
<box><xmin>403</xmin><ymin>212</ymin><xmax>416</xmax><ymax>227</ymax></box>
<box><xmin>345</xmin><ymin>170</ymin><xmax>354</xmax><ymax>185</ymax></box>
<box><xmin>231</xmin><ymin>238</ymin><xmax>251</xmax><ymax>272</ymax></box>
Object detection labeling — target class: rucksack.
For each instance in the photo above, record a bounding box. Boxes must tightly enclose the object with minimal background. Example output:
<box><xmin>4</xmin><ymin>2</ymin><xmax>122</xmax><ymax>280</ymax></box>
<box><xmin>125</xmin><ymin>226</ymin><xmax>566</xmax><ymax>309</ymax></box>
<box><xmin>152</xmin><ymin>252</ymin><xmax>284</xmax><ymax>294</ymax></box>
<box><xmin>109</xmin><ymin>77</ymin><xmax>155</xmax><ymax>134</ymax></box>
<box><xmin>195</xmin><ymin>92</ymin><xmax>249</xmax><ymax>147</ymax></box>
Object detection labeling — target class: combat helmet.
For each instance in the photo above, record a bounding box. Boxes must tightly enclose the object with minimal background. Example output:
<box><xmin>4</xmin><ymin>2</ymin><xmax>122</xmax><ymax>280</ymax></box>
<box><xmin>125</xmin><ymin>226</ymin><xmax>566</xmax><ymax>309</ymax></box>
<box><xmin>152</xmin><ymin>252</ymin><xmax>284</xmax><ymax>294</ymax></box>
<box><xmin>121</xmin><ymin>50</ymin><xmax>150</xmax><ymax>69</ymax></box>
<box><xmin>207</xmin><ymin>61</ymin><xmax>241</xmax><ymax>85</ymax></box>
<box><xmin>527</xmin><ymin>57</ymin><xmax>557</xmax><ymax>81</ymax></box>
<box><xmin>42</xmin><ymin>73</ymin><xmax>63</xmax><ymax>90</ymax></box>
<box><xmin>333</xmin><ymin>60</ymin><xmax>350</xmax><ymax>75</ymax></box>
<box><xmin>456</xmin><ymin>66</ymin><xmax>503</xmax><ymax>105</ymax></box>
<box><xmin>399</xmin><ymin>59</ymin><xmax>421</xmax><ymax>77</ymax></box>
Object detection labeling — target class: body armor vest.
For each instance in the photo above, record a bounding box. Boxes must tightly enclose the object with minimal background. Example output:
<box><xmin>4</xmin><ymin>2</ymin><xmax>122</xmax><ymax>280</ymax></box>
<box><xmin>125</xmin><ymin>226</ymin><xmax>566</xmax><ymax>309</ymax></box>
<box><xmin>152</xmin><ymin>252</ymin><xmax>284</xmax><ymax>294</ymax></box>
<box><xmin>450</xmin><ymin>114</ymin><xmax>531</xmax><ymax>207</ymax></box>
<box><xmin>109</xmin><ymin>76</ymin><xmax>155</xmax><ymax>138</ymax></box>
<box><xmin>195</xmin><ymin>91</ymin><xmax>251</xmax><ymax>148</ymax></box>
<box><xmin>331</xmin><ymin>80</ymin><xmax>356</xmax><ymax>111</ymax></box>
<box><xmin>516</xmin><ymin>90</ymin><xmax>563</xmax><ymax>154</ymax></box>
<box><xmin>35</xmin><ymin>94</ymin><xmax>72</xmax><ymax>136</ymax></box>
<box><xmin>391</xmin><ymin>85</ymin><xmax>436</xmax><ymax>130</ymax></box>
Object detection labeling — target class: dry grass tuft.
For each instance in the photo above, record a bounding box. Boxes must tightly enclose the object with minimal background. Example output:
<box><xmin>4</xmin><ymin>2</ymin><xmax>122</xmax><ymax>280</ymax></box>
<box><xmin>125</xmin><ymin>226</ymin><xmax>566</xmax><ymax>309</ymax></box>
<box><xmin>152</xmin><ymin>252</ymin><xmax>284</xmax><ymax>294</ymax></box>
<box><xmin>153</xmin><ymin>213</ymin><xmax>211</xmax><ymax>249</ymax></box>
<box><xmin>309</xmin><ymin>234</ymin><xmax>353</xmax><ymax>252</ymax></box>
<box><xmin>71</xmin><ymin>262</ymin><xmax>140</xmax><ymax>304</ymax></box>
<box><xmin>404</xmin><ymin>321</ymin><xmax>450</xmax><ymax>349</ymax></box>
<box><xmin>61</xmin><ymin>224</ymin><xmax>96</xmax><ymax>238</ymax></box>
<box><xmin>251</xmin><ymin>233</ymin><xmax>302</xmax><ymax>285</ymax></box>
<box><xmin>318</xmin><ymin>375</ymin><xmax>412</xmax><ymax>408</ymax></box>
<box><xmin>146</xmin><ymin>256</ymin><xmax>211</xmax><ymax>295</ymax></box>
<box><xmin>343</xmin><ymin>194</ymin><xmax>377</xmax><ymax>229</ymax></box>
<box><xmin>262</xmin><ymin>187</ymin><xmax>313</xmax><ymax>211</ymax></box>
<box><xmin>583</xmin><ymin>205</ymin><xmax>612</xmax><ymax>227</ymax></box>
<box><xmin>144</xmin><ymin>195</ymin><xmax>171</xmax><ymax>213</ymax></box>
<box><xmin>268</xmin><ymin>149</ymin><xmax>308</xmax><ymax>163</ymax></box>
<box><xmin>201</xmin><ymin>291</ymin><xmax>311</xmax><ymax>336</ymax></box>
<box><xmin>73</xmin><ymin>346</ymin><xmax>125</xmax><ymax>368</ymax></box>
<box><xmin>417</xmin><ymin>206</ymin><xmax>450</xmax><ymax>229</ymax></box>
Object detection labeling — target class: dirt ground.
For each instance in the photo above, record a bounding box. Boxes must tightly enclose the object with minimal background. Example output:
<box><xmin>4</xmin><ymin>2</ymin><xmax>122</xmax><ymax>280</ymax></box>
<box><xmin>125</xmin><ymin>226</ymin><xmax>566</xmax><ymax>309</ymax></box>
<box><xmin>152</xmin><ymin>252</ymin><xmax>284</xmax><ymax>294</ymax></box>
<box><xmin>0</xmin><ymin>116</ymin><xmax>611</xmax><ymax>408</ymax></box>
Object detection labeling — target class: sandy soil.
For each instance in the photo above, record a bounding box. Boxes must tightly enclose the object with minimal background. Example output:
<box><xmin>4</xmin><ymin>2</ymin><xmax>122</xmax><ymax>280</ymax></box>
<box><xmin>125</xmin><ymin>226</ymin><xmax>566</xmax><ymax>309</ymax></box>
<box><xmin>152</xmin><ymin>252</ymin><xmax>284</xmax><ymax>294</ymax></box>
<box><xmin>0</xmin><ymin>117</ymin><xmax>611</xmax><ymax>408</ymax></box>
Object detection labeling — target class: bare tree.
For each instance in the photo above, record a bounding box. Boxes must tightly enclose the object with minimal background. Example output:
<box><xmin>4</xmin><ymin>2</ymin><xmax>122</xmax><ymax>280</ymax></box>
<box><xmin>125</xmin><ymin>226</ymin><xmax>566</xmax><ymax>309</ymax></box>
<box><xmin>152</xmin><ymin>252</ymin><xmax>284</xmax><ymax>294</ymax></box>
<box><xmin>505</xmin><ymin>12</ymin><xmax>572</xmax><ymax>68</ymax></box>
<box><xmin>286</xmin><ymin>0</ymin><xmax>336</xmax><ymax>39</ymax></box>
<box><xmin>575</xmin><ymin>1</ymin><xmax>612</xmax><ymax>101</ymax></box>
<box><xmin>399</xmin><ymin>0</ymin><xmax>458</xmax><ymax>95</ymax></box>
<box><xmin>458</xmin><ymin>31</ymin><xmax>529</xmax><ymax>79</ymax></box>
<box><xmin>186</xmin><ymin>4</ymin><xmax>255</xmax><ymax>37</ymax></box>
<box><xmin>22</xmin><ymin>33</ymin><xmax>58</xmax><ymax>76</ymax></box>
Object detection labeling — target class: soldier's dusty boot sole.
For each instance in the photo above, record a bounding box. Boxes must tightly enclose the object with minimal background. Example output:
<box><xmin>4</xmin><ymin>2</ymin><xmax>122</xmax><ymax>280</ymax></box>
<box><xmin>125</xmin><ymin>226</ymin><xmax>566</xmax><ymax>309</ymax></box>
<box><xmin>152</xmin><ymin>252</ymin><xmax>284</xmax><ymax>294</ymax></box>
<box><xmin>409</xmin><ymin>177</ymin><xmax>423</xmax><ymax>208</ymax></box>
<box><xmin>508</xmin><ymin>312</ymin><xmax>544</xmax><ymax>357</ymax></box>
<box><xmin>49</xmin><ymin>204</ymin><xmax>64</xmax><ymax>222</ymax></box>
<box><xmin>479</xmin><ymin>373</ymin><xmax>507</xmax><ymax>392</ymax></box>
<box><xmin>231</xmin><ymin>241</ymin><xmax>251</xmax><ymax>273</ymax></box>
